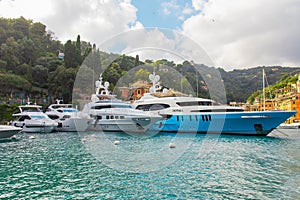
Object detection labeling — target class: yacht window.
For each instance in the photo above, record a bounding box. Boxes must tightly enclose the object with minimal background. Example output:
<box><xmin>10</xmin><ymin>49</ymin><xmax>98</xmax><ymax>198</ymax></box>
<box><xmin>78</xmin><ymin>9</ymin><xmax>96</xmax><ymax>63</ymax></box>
<box><xmin>205</xmin><ymin>115</ymin><xmax>208</xmax><ymax>121</ymax></box>
<box><xmin>195</xmin><ymin>115</ymin><xmax>198</xmax><ymax>121</ymax></box>
<box><xmin>106</xmin><ymin>116</ymin><xmax>109</xmax><ymax>119</ymax></box>
<box><xmin>48</xmin><ymin>115</ymin><xmax>59</xmax><ymax>120</ymax></box>
<box><xmin>110</xmin><ymin>116</ymin><xmax>114</xmax><ymax>119</ymax></box>
<box><xmin>208</xmin><ymin>115</ymin><xmax>211</xmax><ymax>121</ymax></box>
<box><xmin>202</xmin><ymin>115</ymin><xmax>205</xmax><ymax>121</ymax></box>
<box><xmin>176</xmin><ymin>116</ymin><xmax>179</xmax><ymax>121</ymax></box>
<box><xmin>115</xmin><ymin>116</ymin><xmax>119</xmax><ymax>119</ymax></box>
<box><xmin>91</xmin><ymin>105</ymin><xmax>112</xmax><ymax>109</ymax></box>
<box><xmin>136</xmin><ymin>104</ymin><xmax>170</xmax><ymax>111</ymax></box>
<box><xmin>189</xmin><ymin>115</ymin><xmax>192</xmax><ymax>121</ymax></box>
<box><xmin>181</xmin><ymin>116</ymin><xmax>184</xmax><ymax>121</ymax></box>
<box><xmin>96</xmin><ymin>116</ymin><xmax>102</xmax><ymax>120</ymax></box>
<box><xmin>18</xmin><ymin>115</ymin><xmax>31</xmax><ymax>121</ymax></box>
<box><xmin>176</xmin><ymin>101</ymin><xmax>212</xmax><ymax>106</ymax></box>
<box><xmin>120</xmin><ymin>116</ymin><xmax>125</xmax><ymax>119</ymax></box>
<box><xmin>91</xmin><ymin>104</ymin><xmax>131</xmax><ymax>109</ymax></box>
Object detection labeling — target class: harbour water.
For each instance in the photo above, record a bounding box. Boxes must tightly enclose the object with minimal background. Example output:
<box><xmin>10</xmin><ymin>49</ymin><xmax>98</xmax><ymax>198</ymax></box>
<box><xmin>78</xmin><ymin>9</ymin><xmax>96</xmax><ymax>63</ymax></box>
<box><xmin>1</xmin><ymin>130</ymin><xmax>300</xmax><ymax>199</ymax></box>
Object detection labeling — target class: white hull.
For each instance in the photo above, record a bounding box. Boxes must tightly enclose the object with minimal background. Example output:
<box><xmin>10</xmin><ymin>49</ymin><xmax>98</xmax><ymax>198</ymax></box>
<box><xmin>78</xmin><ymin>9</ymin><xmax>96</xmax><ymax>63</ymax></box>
<box><xmin>57</xmin><ymin>118</ymin><xmax>91</xmax><ymax>132</ymax></box>
<box><xmin>87</xmin><ymin>115</ymin><xmax>162</xmax><ymax>133</ymax></box>
<box><xmin>0</xmin><ymin>125</ymin><xmax>22</xmax><ymax>139</ymax></box>
<box><xmin>22</xmin><ymin>125</ymin><xmax>55</xmax><ymax>133</ymax></box>
<box><xmin>18</xmin><ymin>120</ymin><xmax>57</xmax><ymax>133</ymax></box>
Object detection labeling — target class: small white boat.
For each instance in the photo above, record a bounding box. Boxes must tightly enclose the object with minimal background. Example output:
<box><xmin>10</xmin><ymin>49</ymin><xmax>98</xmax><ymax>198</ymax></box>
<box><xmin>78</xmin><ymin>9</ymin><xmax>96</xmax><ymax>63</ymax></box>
<box><xmin>12</xmin><ymin>103</ymin><xmax>58</xmax><ymax>133</ymax></box>
<box><xmin>45</xmin><ymin>100</ymin><xmax>91</xmax><ymax>132</ymax></box>
<box><xmin>83</xmin><ymin>74</ymin><xmax>162</xmax><ymax>133</ymax></box>
<box><xmin>0</xmin><ymin>125</ymin><xmax>22</xmax><ymax>139</ymax></box>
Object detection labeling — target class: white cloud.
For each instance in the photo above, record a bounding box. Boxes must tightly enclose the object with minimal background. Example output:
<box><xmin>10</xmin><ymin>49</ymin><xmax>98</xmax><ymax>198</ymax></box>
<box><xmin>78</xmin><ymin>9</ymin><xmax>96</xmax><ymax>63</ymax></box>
<box><xmin>192</xmin><ymin>0</ymin><xmax>206</xmax><ymax>11</ymax></box>
<box><xmin>161</xmin><ymin>0</ymin><xmax>180</xmax><ymax>16</ymax></box>
<box><xmin>182</xmin><ymin>0</ymin><xmax>300</xmax><ymax>70</ymax></box>
<box><xmin>0</xmin><ymin>0</ymin><xmax>139</xmax><ymax>45</ymax></box>
<box><xmin>0</xmin><ymin>0</ymin><xmax>53</xmax><ymax>21</ymax></box>
<box><xmin>98</xmin><ymin>28</ymin><xmax>213</xmax><ymax>66</ymax></box>
<box><xmin>182</xmin><ymin>5</ymin><xmax>194</xmax><ymax>15</ymax></box>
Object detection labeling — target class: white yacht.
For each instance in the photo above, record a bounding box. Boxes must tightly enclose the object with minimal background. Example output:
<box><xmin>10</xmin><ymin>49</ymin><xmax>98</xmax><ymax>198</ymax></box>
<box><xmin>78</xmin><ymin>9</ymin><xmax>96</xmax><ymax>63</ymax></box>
<box><xmin>132</xmin><ymin>72</ymin><xmax>296</xmax><ymax>135</ymax></box>
<box><xmin>12</xmin><ymin>103</ymin><xmax>58</xmax><ymax>133</ymax></box>
<box><xmin>82</xmin><ymin>74</ymin><xmax>162</xmax><ymax>133</ymax></box>
<box><xmin>45</xmin><ymin>100</ymin><xmax>91</xmax><ymax>132</ymax></box>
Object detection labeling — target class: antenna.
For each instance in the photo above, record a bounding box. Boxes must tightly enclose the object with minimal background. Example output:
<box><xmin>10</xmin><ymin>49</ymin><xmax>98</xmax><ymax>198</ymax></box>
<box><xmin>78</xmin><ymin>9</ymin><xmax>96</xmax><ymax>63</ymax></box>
<box><xmin>263</xmin><ymin>68</ymin><xmax>265</xmax><ymax>111</ymax></box>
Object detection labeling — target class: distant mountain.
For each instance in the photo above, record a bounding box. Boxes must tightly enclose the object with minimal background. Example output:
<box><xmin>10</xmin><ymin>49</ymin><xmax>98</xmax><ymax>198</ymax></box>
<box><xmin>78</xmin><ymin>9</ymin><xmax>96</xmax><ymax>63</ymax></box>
<box><xmin>219</xmin><ymin>66</ymin><xmax>300</xmax><ymax>103</ymax></box>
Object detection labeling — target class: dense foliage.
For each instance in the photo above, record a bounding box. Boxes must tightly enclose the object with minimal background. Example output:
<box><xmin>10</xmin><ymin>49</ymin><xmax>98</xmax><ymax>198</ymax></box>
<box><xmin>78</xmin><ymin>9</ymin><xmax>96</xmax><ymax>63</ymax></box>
<box><xmin>1</xmin><ymin>17</ymin><xmax>300</xmax><ymax>108</ymax></box>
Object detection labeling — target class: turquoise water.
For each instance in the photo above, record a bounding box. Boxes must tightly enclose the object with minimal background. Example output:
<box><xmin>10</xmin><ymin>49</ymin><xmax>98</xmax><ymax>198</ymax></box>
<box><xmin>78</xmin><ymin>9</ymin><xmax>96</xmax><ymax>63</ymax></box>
<box><xmin>1</xmin><ymin>131</ymin><xmax>300</xmax><ymax>199</ymax></box>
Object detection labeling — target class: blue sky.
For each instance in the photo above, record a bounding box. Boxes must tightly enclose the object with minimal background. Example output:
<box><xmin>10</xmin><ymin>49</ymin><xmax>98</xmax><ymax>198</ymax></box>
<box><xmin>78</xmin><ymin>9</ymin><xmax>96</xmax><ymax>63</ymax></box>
<box><xmin>131</xmin><ymin>0</ymin><xmax>197</xmax><ymax>30</ymax></box>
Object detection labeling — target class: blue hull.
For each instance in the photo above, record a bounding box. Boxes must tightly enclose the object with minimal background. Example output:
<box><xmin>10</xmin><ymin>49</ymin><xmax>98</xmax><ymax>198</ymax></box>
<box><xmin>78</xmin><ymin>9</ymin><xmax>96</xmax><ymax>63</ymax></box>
<box><xmin>150</xmin><ymin>111</ymin><xmax>296</xmax><ymax>135</ymax></box>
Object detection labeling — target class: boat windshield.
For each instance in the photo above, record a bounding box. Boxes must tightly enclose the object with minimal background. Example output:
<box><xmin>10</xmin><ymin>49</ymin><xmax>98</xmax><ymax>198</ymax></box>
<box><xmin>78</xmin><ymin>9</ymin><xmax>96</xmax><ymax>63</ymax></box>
<box><xmin>59</xmin><ymin>108</ymin><xmax>77</xmax><ymax>113</ymax></box>
<box><xmin>31</xmin><ymin>115</ymin><xmax>46</xmax><ymax>119</ymax></box>
<box><xmin>136</xmin><ymin>104</ymin><xmax>170</xmax><ymax>111</ymax></box>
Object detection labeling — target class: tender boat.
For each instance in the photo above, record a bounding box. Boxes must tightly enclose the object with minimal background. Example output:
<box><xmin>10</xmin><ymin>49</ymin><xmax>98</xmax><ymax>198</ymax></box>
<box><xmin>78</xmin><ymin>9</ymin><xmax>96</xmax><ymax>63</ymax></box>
<box><xmin>0</xmin><ymin>125</ymin><xmax>22</xmax><ymax>139</ymax></box>
<box><xmin>82</xmin><ymin>74</ymin><xmax>162</xmax><ymax>133</ymax></box>
<box><xmin>45</xmin><ymin>100</ymin><xmax>91</xmax><ymax>132</ymax></box>
<box><xmin>12</xmin><ymin>103</ymin><xmax>58</xmax><ymax>133</ymax></box>
<box><xmin>132</xmin><ymin>72</ymin><xmax>296</xmax><ymax>136</ymax></box>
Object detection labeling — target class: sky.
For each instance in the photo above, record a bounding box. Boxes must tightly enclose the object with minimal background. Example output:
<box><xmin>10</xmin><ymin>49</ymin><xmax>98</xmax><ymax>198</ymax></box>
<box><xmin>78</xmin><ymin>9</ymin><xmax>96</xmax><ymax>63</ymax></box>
<box><xmin>0</xmin><ymin>0</ymin><xmax>299</xmax><ymax>70</ymax></box>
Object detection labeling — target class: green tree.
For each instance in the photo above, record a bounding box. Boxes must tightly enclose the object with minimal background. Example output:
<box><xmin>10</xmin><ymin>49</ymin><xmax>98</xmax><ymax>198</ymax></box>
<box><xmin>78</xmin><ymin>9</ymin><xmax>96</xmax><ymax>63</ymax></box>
<box><xmin>64</xmin><ymin>38</ymin><xmax>82</xmax><ymax>68</ymax></box>
<box><xmin>0</xmin><ymin>37</ymin><xmax>20</xmax><ymax>72</ymax></box>
<box><xmin>103</xmin><ymin>62</ymin><xmax>122</xmax><ymax>85</ymax></box>
<box><xmin>32</xmin><ymin>65</ymin><xmax>48</xmax><ymax>87</ymax></box>
<box><xmin>19</xmin><ymin>37</ymin><xmax>36</xmax><ymax>64</ymax></box>
<box><xmin>134</xmin><ymin>68</ymin><xmax>150</xmax><ymax>81</ymax></box>
<box><xmin>12</xmin><ymin>17</ymin><xmax>31</xmax><ymax>40</ymax></box>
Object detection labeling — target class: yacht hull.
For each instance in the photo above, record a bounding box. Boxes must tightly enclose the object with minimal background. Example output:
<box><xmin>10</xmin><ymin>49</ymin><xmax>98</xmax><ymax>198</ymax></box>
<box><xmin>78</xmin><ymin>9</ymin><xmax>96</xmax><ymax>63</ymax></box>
<box><xmin>17</xmin><ymin>120</ymin><xmax>57</xmax><ymax>133</ymax></box>
<box><xmin>57</xmin><ymin>118</ymin><xmax>91</xmax><ymax>132</ymax></box>
<box><xmin>89</xmin><ymin>116</ymin><xmax>162</xmax><ymax>133</ymax></box>
<box><xmin>22</xmin><ymin>124</ymin><xmax>55</xmax><ymax>133</ymax></box>
<box><xmin>151</xmin><ymin>111</ymin><xmax>296</xmax><ymax>135</ymax></box>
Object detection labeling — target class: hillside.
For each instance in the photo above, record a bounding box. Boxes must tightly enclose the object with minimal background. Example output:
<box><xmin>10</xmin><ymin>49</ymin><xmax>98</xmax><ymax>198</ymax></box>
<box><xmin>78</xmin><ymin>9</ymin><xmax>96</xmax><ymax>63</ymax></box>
<box><xmin>1</xmin><ymin>17</ymin><xmax>300</xmax><ymax>106</ymax></box>
<box><xmin>219</xmin><ymin>66</ymin><xmax>300</xmax><ymax>102</ymax></box>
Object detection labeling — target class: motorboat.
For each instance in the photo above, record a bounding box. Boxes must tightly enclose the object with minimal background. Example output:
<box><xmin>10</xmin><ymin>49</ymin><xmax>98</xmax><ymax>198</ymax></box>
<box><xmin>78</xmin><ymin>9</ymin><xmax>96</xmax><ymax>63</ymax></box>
<box><xmin>82</xmin><ymin>74</ymin><xmax>162</xmax><ymax>133</ymax></box>
<box><xmin>12</xmin><ymin>103</ymin><xmax>58</xmax><ymax>133</ymax></box>
<box><xmin>132</xmin><ymin>72</ymin><xmax>296</xmax><ymax>136</ymax></box>
<box><xmin>45</xmin><ymin>100</ymin><xmax>91</xmax><ymax>132</ymax></box>
<box><xmin>0</xmin><ymin>125</ymin><xmax>22</xmax><ymax>139</ymax></box>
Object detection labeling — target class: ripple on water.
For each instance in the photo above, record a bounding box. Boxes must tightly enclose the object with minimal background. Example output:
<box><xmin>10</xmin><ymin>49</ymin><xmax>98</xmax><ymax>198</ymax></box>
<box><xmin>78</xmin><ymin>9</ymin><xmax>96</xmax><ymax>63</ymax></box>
<box><xmin>0</xmin><ymin>132</ymin><xmax>300</xmax><ymax>199</ymax></box>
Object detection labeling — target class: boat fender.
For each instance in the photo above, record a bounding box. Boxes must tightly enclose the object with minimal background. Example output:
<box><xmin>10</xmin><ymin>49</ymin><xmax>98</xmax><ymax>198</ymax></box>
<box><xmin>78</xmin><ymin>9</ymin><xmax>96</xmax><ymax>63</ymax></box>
<box><xmin>29</xmin><ymin>135</ymin><xmax>36</xmax><ymax>140</ymax></box>
<box><xmin>11</xmin><ymin>135</ymin><xmax>17</xmax><ymax>140</ymax></box>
